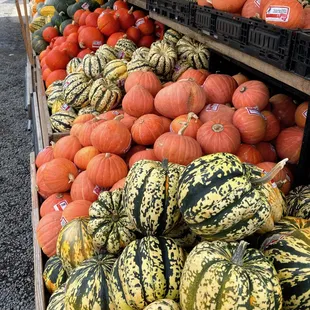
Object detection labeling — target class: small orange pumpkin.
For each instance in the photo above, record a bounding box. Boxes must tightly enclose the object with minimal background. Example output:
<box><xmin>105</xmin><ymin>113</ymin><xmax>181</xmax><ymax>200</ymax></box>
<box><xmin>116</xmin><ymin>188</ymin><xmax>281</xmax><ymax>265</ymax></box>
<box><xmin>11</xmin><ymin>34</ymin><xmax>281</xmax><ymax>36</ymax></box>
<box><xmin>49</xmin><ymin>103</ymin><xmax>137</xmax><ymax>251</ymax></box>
<box><xmin>177</xmin><ymin>69</ymin><xmax>210</xmax><ymax>85</ymax></box>
<box><xmin>73</xmin><ymin>114</ymin><xmax>95</xmax><ymax>125</ymax></box>
<box><xmin>40</xmin><ymin>193</ymin><xmax>72</xmax><ymax>218</ymax></box>
<box><xmin>70</xmin><ymin>123</ymin><xmax>84</xmax><ymax>138</ymax></box>
<box><xmin>212</xmin><ymin>0</ymin><xmax>247</xmax><ymax>13</ymax></box>
<box><xmin>61</xmin><ymin>200</ymin><xmax>92</xmax><ymax>225</ymax></box>
<box><xmin>295</xmin><ymin>101</ymin><xmax>308</xmax><ymax>128</ymax></box>
<box><xmin>78</xmin><ymin>117</ymin><xmax>106</xmax><ymax>147</ymax></box>
<box><xmin>35</xmin><ymin>145</ymin><xmax>54</xmax><ymax>168</ymax></box>
<box><xmin>241</xmin><ymin>0</ymin><xmax>260</xmax><ymax>18</ymax></box>
<box><xmin>74</xmin><ymin>146</ymin><xmax>100</xmax><ymax>171</ymax></box>
<box><xmin>199</xmin><ymin>103</ymin><xmax>235</xmax><ymax>124</ymax></box>
<box><xmin>256</xmin><ymin>142</ymin><xmax>277</xmax><ymax>162</ymax></box>
<box><xmin>36</xmin><ymin>163</ymin><xmax>58</xmax><ymax>199</ymax></box>
<box><xmin>125</xmin><ymin>145</ymin><xmax>146</xmax><ymax>165</ymax></box>
<box><xmin>232</xmin><ymin>73</ymin><xmax>249</xmax><ymax>86</ymax></box>
<box><xmin>236</xmin><ymin>144</ymin><xmax>263</xmax><ymax>164</ymax></box>
<box><xmin>129</xmin><ymin>149</ymin><xmax>158</xmax><ymax>168</ymax></box>
<box><xmin>109</xmin><ymin>177</ymin><xmax>126</xmax><ymax>191</ymax></box>
<box><xmin>53</xmin><ymin>136</ymin><xmax>82</xmax><ymax>162</ymax></box>
<box><xmin>97</xmin><ymin>12</ymin><xmax>121</xmax><ymax>36</ymax></box>
<box><xmin>120</xmin><ymin>113</ymin><xmax>137</xmax><ymax>131</ymax></box>
<box><xmin>261</xmin><ymin>110</ymin><xmax>281</xmax><ymax>141</ymax></box>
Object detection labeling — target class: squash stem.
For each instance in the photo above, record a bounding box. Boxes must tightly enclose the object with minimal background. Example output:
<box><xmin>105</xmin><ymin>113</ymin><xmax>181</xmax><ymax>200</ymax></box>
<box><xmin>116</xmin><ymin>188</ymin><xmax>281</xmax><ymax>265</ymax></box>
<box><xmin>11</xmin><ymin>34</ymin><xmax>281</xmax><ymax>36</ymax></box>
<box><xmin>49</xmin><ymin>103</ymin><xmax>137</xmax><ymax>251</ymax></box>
<box><xmin>178</xmin><ymin>121</ymin><xmax>189</xmax><ymax>135</ymax></box>
<box><xmin>68</xmin><ymin>173</ymin><xmax>75</xmax><ymax>184</ymax></box>
<box><xmin>231</xmin><ymin>240</ymin><xmax>248</xmax><ymax>266</ymax></box>
<box><xmin>187</xmin><ymin>112</ymin><xmax>198</xmax><ymax>123</ymax></box>
<box><xmin>251</xmin><ymin>158</ymin><xmax>288</xmax><ymax>186</ymax></box>
<box><xmin>114</xmin><ymin>114</ymin><xmax>124</xmax><ymax>121</ymax></box>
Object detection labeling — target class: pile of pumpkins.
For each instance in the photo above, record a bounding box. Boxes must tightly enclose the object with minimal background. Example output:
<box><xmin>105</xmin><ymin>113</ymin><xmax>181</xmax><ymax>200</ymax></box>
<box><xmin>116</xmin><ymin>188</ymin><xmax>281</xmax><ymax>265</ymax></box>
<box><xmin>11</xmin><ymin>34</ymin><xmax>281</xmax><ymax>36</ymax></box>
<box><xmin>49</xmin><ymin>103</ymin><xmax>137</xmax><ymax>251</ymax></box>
<box><xmin>198</xmin><ymin>0</ymin><xmax>310</xmax><ymax>29</ymax></box>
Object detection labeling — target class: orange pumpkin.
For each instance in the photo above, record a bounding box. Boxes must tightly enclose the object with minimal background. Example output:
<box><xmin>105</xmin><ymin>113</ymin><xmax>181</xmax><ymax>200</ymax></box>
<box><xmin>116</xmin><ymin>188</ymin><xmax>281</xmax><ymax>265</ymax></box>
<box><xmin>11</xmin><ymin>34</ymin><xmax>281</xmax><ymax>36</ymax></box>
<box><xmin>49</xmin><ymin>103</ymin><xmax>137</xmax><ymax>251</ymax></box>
<box><xmin>233</xmin><ymin>107</ymin><xmax>266</xmax><ymax>144</ymax></box>
<box><xmin>42</xmin><ymin>27</ymin><xmax>59</xmax><ymax>43</ymax></box>
<box><xmin>36</xmin><ymin>163</ymin><xmax>58</xmax><ymax>199</ymax></box>
<box><xmin>125</xmin><ymin>71</ymin><xmax>162</xmax><ymax>97</ymax></box>
<box><xmin>160</xmin><ymin>116</ymin><xmax>172</xmax><ymax>132</ymax></box>
<box><xmin>77</xmin><ymin>48</ymin><xmax>92</xmax><ymax>59</ymax></box>
<box><xmin>133</xmin><ymin>10</ymin><xmax>146</xmax><ymax>21</ymax></box>
<box><xmin>61</xmin><ymin>200</ymin><xmax>92</xmax><ymax>225</ymax></box>
<box><xmin>45</xmin><ymin>49</ymin><xmax>70</xmax><ymax>71</ymax></box>
<box><xmin>126</xmin><ymin>26</ymin><xmax>141</xmax><ymax>44</ymax></box>
<box><xmin>241</xmin><ymin>0</ymin><xmax>260</xmax><ymax>18</ymax></box>
<box><xmin>40</xmin><ymin>158</ymin><xmax>79</xmax><ymax>193</ymax></box>
<box><xmin>86</xmin><ymin>153</ymin><xmax>128</xmax><ymax>188</ymax></box>
<box><xmin>109</xmin><ymin>177</ymin><xmax>126</xmax><ymax>191</ymax></box>
<box><xmin>78</xmin><ymin>26</ymin><xmax>104</xmax><ymax>51</ymax></box>
<box><xmin>60</xmin><ymin>41</ymin><xmax>80</xmax><ymax>58</ymax></box>
<box><xmin>107</xmin><ymin>32</ymin><xmax>126</xmax><ymax>47</ymax></box>
<box><xmin>70</xmin><ymin>171</ymin><xmax>101</xmax><ymax>202</ymax></box>
<box><xmin>63</xmin><ymin>24</ymin><xmax>79</xmax><ymax>37</ymax></box>
<box><xmin>136</xmin><ymin>16</ymin><xmax>155</xmax><ymax>35</ymax></box>
<box><xmin>90</xmin><ymin>115</ymin><xmax>132</xmax><ymax>154</ymax></box>
<box><xmin>202</xmin><ymin>74</ymin><xmax>238</xmax><ymax>104</ymax></box>
<box><xmin>73</xmin><ymin>9</ymin><xmax>85</xmax><ymax>25</ymax></box>
<box><xmin>79</xmin><ymin>10</ymin><xmax>91</xmax><ymax>26</ymax></box>
<box><xmin>212</xmin><ymin>0</ymin><xmax>247</xmax><ymax>13</ymax></box>
<box><xmin>97</xmin><ymin>12</ymin><xmax>121</xmax><ymax>36</ymax></box>
<box><xmin>237</xmin><ymin>144</ymin><xmax>263</xmax><ymax>164</ymax></box>
<box><xmin>131</xmin><ymin>114</ymin><xmax>165</xmax><ymax>145</ymax></box>
<box><xmin>125</xmin><ymin>145</ymin><xmax>146</xmax><ymax>165</ymax></box>
<box><xmin>178</xmin><ymin>68</ymin><xmax>210</xmax><ymax>85</ymax></box>
<box><xmin>295</xmin><ymin>101</ymin><xmax>308</xmax><ymax>128</ymax></box>
<box><xmin>196</xmin><ymin>120</ymin><xmax>241</xmax><ymax>154</ymax></box>
<box><xmin>276</xmin><ymin>126</ymin><xmax>304</xmax><ymax>164</ymax></box>
<box><xmin>170</xmin><ymin>112</ymin><xmax>203</xmax><ymax>139</ymax></box>
<box><xmin>45</xmin><ymin>70</ymin><xmax>67</xmax><ymax>88</ymax></box>
<box><xmin>78</xmin><ymin>117</ymin><xmax>106</xmax><ymax>147</ymax></box>
<box><xmin>261</xmin><ymin>110</ymin><xmax>281</xmax><ymax>141</ymax></box>
<box><xmin>129</xmin><ymin>149</ymin><xmax>158</xmax><ymax>168</ymax></box>
<box><xmin>197</xmin><ymin>0</ymin><xmax>213</xmax><ymax>6</ymax></box>
<box><xmin>53</xmin><ymin>136</ymin><xmax>82</xmax><ymax>162</ymax></box>
<box><xmin>270</xmin><ymin>94</ymin><xmax>297</xmax><ymax>127</ymax></box>
<box><xmin>122</xmin><ymin>85</ymin><xmax>154</xmax><ymax>117</ymax></box>
<box><xmin>232</xmin><ymin>80</ymin><xmax>270</xmax><ymax>110</ymax></box>
<box><xmin>99</xmin><ymin>109</ymin><xmax>124</xmax><ymax>121</ymax></box>
<box><xmin>74</xmin><ymin>146</ymin><xmax>100</xmax><ymax>170</ymax></box>
<box><xmin>85</xmin><ymin>12</ymin><xmax>99</xmax><ymax>27</ymax></box>
<box><xmin>256</xmin><ymin>142</ymin><xmax>277</xmax><ymax>162</ymax></box>
<box><xmin>67</xmin><ymin>32</ymin><xmax>79</xmax><ymax>44</ymax></box>
<box><xmin>70</xmin><ymin>123</ymin><xmax>84</xmax><ymax>138</ymax></box>
<box><xmin>262</xmin><ymin>0</ymin><xmax>304</xmax><ymax>29</ymax></box>
<box><xmin>115</xmin><ymin>7</ymin><xmax>135</xmax><ymax>30</ymax></box>
<box><xmin>120</xmin><ymin>113</ymin><xmax>137</xmax><ymax>131</ymax></box>
<box><xmin>199</xmin><ymin>103</ymin><xmax>235</xmax><ymax>124</ymax></box>
<box><xmin>73</xmin><ymin>114</ymin><xmax>95</xmax><ymax>125</ymax></box>
<box><xmin>40</xmin><ymin>193</ymin><xmax>72</xmax><ymax>218</ymax></box>
<box><xmin>35</xmin><ymin>145</ymin><xmax>54</xmax><ymax>168</ymax></box>
<box><xmin>138</xmin><ymin>35</ymin><xmax>155</xmax><ymax>48</ymax></box>
<box><xmin>113</xmin><ymin>0</ymin><xmax>129</xmax><ymax>10</ymax></box>
<box><xmin>303</xmin><ymin>8</ymin><xmax>310</xmax><ymax>29</ymax></box>
<box><xmin>232</xmin><ymin>73</ymin><xmax>249</xmax><ymax>86</ymax></box>
<box><xmin>36</xmin><ymin>211</ymin><xmax>62</xmax><ymax>257</ymax></box>
<box><xmin>154</xmin><ymin>123</ymin><xmax>203</xmax><ymax>165</ymax></box>
<box><xmin>155</xmin><ymin>80</ymin><xmax>206</xmax><ymax>119</ymax></box>
<box><xmin>42</xmin><ymin>68</ymin><xmax>52</xmax><ymax>81</ymax></box>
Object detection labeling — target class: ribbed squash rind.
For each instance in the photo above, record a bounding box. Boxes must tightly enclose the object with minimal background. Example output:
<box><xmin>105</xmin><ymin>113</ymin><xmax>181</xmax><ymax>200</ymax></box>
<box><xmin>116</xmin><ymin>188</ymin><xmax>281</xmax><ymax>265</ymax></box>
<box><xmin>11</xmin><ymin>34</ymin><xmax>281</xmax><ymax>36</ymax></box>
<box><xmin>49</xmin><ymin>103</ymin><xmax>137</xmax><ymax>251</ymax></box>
<box><xmin>66</xmin><ymin>57</ymin><xmax>82</xmax><ymax>75</ymax></box>
<box><xmin>144</xmin><ymin>299</ymin><xmax>181</xmax><ymax>310</ymax></box>
<box><xmin>102</xmin><ymin>59</ymin><xmax>128</xmax><ymax>87</ymax></box>
<box><xmin>82</xmin><ymin>53</ymin><xmax>107</xmax><ymax>80</ymax></box>
<box><xmin>46</xmin><ymin>283</ymin><xmax>66</xmax><ymax>310</ymax></box>
<box><xmin>286</xmin><ymin>185</ymin><xmax>310</xmax><ymax>219</ymax></box>
<box><xmin>163</xmin><ymin>29</ymin><xmax>183</xmax><ymax>46</ymax></box>
<box><xmin>131</xmin><ymin>47</ymin><xmax>150</xmax><ymax>61</ymax></box>
<box><xmin>50</xmin><ymin>110</ymin><xmax>77</xmax><ymax>132</ymax></box>
<box><xmin>114</xmin><ymin>38</ymin><xmax>137</xmax><ymax>61</ymax></box>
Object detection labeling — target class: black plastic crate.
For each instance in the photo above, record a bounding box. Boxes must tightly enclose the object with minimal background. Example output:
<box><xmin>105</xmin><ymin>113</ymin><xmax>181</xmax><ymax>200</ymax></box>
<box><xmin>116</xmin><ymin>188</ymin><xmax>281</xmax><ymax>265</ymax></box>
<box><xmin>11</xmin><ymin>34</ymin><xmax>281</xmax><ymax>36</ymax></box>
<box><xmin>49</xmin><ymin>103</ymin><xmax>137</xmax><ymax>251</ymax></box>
<box><xmin>290</xmin><ymin>31</ymin><xmax>310</xmax><ymax>80</ymax></box>
<box><xmin>147</xmin><ymin>0</ymin><xmax>195</xmax><ymax>26</ymax></box>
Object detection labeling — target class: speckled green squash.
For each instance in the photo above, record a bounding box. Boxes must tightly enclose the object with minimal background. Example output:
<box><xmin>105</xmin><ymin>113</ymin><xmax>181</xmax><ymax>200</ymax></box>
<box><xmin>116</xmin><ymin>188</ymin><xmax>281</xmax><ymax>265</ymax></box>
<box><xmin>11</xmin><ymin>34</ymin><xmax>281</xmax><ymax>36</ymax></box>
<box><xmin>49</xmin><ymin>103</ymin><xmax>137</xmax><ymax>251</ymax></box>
<box><xmin>131</xmin><ymin>47</ymin><xmax>149</xmax><ymax>61</ymax></box>
<box><xmin>45</xmin><ymin>80</ymin><xmax>64</xmax><ymax>96</ymax></box>
<box><xmin>66</xmin><ymin>57</ymin><xmax>82</xmax><ymax>74</ymax></box>
<box><xmin>127</xmin><ymin>58</ymin><xmax>154</xmax><ymax>74</ymax></box>
<box><xmin>88</xmin><ymin>78</ymin><xmax>122</xmax><ymax>113</ymax></box>
<box><xmin>56</xmin><ymin>217</ymin><xmax>95</xmax><ymax>275</ymax></box>
<box><xmin>47</xmin><ymin>283</ymin><xmax>66</xmax><ymax>310</ymax></box>
<box><xmin>47</xmin><ymin>88</ymin><xmax>64</xmax><ymax>109</ymax></box>
<box><xmin>88</xmin><ymin>189</ymin><xmax>136</xmax><ymax>254</ymax></box>
<box><xmin>123</xmin><ymin>160</ymin><xmax>184</xmax><ymax>236</ymax></box>
<box><xmin>180</xmin><ymin>240</ymin><xmax>282</xmax><ymax>310</ymax></box>
<box><xmin>82</xmin><ymin>53</ymin><xmax>106</xmax><ymax>80</ymax></box>
<box><xmin>177</xmin><ymin>153</ymin><xmax>273</xmax><ymax>241</ymax></box>
<box><xmin>78</xmin><ymin>106</ymin><xmax>100</xmax><ymax>116</ymax></box>
<box><xmin>144</xmin><ymin>299</ymin><xmax>181</xmax><ymax>310</ymax></box>
<box><xmin>102</xmin><ymin>59</ymin><xmax>128</xmax><ymax>87</ymax></box>
<box><xmin>50</xmin><ymin>110</ymin><xmax>77</xmax><ymax>132</ymax></box>
<box><xmin>163</xmin><ymin>29</ymin><xmax>182</xmax><ymax>46</ymax></box>
<box><xmin>286</xmin><ymin>185</ymin><xmax>310</xmax><ymax>219</ymax></box>
<box><xmin>110</xmin><ymin>236</ymin><xmax>186</xmax><ymax>309</ymax></box>
<box><xmin>95</xmin><ymin>44</ymin><xmax>117</xmax><ymax>63</ymax></box>
<box><xmin>114</xmin><ymin>38</ymin><xmax>137</xmax><ymax>61</ymax></box>
<box><xmin>260</xmin><ymin>216</ymin><xmax>310</xmax><ymax>310</ymax></box>
<box><xmin>65</xmin><ymin>254</ymin><xmax>116</xmax><ymax>310</ymax></box>
<box><xmin>43</xmin><ymin>255</ymin><xmax>67</xmax><ymax>294</ymax></box>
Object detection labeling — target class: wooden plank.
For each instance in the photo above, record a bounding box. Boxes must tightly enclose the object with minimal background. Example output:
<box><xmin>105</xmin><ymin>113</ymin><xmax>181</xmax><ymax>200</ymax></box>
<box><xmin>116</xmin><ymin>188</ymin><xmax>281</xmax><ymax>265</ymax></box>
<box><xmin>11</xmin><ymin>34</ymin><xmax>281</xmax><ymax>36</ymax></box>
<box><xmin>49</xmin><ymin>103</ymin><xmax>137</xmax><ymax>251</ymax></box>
<box><xmin>32</xmin><ymin>92</ymin><xmax>44</xmax><ymax>153</ymax></box>
<box><xmin>127</xmin><ymin>0</ymin><xmax>147</xmax><ymax>9</ymax></box>
<box><xmin>50</xmin><ymin>132</ymin><xmax>70</xmax><ymax>143</ymax></box>
<box><xmin>149</xmin><ymin>12</ymin><xmax>310</xmax><ymax>95</ymax></box>
<box><xmin>30</xmin><ymin>152</ymin><xmax>46</xmax><ymax>310</ymax></box>
<box><xmin>35</xmin><ymin>56</ymin><xmax>51</xmax><ymax>148</ymax></box>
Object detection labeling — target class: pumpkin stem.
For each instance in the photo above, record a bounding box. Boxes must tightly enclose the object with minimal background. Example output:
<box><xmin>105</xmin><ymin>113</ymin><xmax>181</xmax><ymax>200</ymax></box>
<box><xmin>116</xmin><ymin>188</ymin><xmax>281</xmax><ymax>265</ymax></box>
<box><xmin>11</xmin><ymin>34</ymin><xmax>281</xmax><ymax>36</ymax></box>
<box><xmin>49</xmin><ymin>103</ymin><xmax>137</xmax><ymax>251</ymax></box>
<box><xmin>276</xmin><ymin>179</ymin><xmax>287</xmax><ymax>188</ymax></box>
<box><xmin>240</xmin><ymin>86</ymin><xmax>247</xmax><ymax>93</ymax></box>
<box><xmin>114</xmin><ymin>114</ymin><xmax>124</xmax><ymax>121</ymax></box>
<box><xmin>128</xmin><ymin>6</ymin><xmax>134</xmax><ymax>14</ymax></box>
<box><xmin>162</xmin><ymin>158</ymin><xmax>169</xmax><ymax>170</ymax></box>
<box><xmin>105</xmin><ymin>153</ymin><xmax>111</xmax><ymax>158</ymax></box>
<box><xmin>68</xmin><ymin>173</ymin><xmax>75</xmax><ymax>184</ymax></box>
<box><xmin>231</xmin><ymin>240</ymin><xmax>248</xmax><ymax>266</ymax></box>
<box><xmin>50</xmin><ymin>141</ymin><xmax>55</xmax><ymax>148</ymax></box>
<box><xmin>211</xmin><ymin>123</ymin><xmax>224</xmax><ymax>133</ymax></box>
<box><xmin>56</xmin><ymin>193</ymin><xmax>64</xmax><ymax>198</ymax></box>
<box><xmin>187</xmin><ymin>112</ymin><xmax>198</xmax><ymax>123</ymax></box>
<box><xmin>178</xmin><ymin>122</ymin><xmax>189</xmax><ymax>135</ymax></box>
<box><xmin>251</xmin><ymin>158</ymin><xmax>288</xmax><ymax>186</ymax></box>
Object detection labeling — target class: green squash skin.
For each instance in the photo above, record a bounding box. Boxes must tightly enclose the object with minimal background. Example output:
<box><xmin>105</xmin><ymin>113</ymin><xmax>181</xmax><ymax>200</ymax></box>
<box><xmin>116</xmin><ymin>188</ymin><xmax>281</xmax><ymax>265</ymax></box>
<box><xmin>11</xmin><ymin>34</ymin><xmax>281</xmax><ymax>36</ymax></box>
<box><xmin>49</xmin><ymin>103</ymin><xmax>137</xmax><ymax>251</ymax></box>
<box><xmin>54</xmin><ymin>0</ymin><xmax>76</xmax><ymax>13</ymax></box>
<box><xmin>286</xmin><ymin>185</ymin><xmax>310</xmax><ymax>219</ymax></box>
<box><xmin>47</xmin><ymin>283</ymin><xmax>66</xmax><ymax>310</ymax></box>
<box><xmin>51</xmin><ymin>12</ymin><xmax>69</xmax><ymax>28</ymax></box>
<box><xmin>79</xmin><ymin>0</ymin><xmax>100</xmax><ymax>11</ymax></box>
<box><xmin>59</xmin><ymin>19</ymin><xmax>73</xmax><ymax>35</ymax></box>
<box><xmin>32</xmin><ymin>37</ymin><xmax>48</xmax><ymax>54</ymax></box>
<box><xmin>66</xmin><ymin>2</ymin><xmax>83</xmax><ymax>18</ymax></box>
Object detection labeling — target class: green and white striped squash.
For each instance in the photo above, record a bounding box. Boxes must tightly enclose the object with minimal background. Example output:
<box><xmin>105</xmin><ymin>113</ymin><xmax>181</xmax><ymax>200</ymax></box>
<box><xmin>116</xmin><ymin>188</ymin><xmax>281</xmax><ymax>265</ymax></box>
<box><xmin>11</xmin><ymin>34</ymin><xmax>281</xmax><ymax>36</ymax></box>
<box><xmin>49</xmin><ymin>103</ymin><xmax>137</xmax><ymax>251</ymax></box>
<box><xmin>180</xmin><ymin>240</ymin><xmax>282</xmax><ymax>310</ymax></box>
<box><xmin>78</xmin><ymin>106</ymin><xmax>100</xmax><ymax>116</ymax></box>
<box><xmin>50</xmin><ymin>110</ymin><xmax>77</xmax><ymax>132</ymax></box>
<box><xmin>123</xmin><ymin>160</ymin><xmax>184</xmax><ymax>236</ymax></box>
<box><xmin>176</xmin><ymin>36</ymin><xmax>210</xmax><ymax>69</ymax></box>
<box><xmin>63</xmin><ymin>72</ymin><xmax>93</xmax><ymax>109</ymax></box>
<box><xmin>286</xmin><ymin>185</ymin><xmax>310</xmax><ymax>219</ymax></box>
<box><xmin>114</xmin><ymin>38</ymin><xmax>137</xmax><ymax>61</ymax></box>
<box><xmin>47</xmin><ymin>88</ymin><xmax>65</xmax><ymax>109</ymax></box>
<box><xmin>45</xmin><ymin>80</ymin><xmax>63</xmax><ymax>96</ymax></box>
<box><xmin>260</xmin><ymin>217</ymin><xmax>310</xmax><ymax>310</ymax></box>
<box><xmin>47</xmin><ymin>283</ymin><xmax>66</xmax><ymax>310</ymax></box>
<box><xmin>43</xmin><ymin>255</ymin><xmax>67</xmax><ymax>294</ymax></box>
<box><xmin>148</xmin><ymin>41</ymin><xmax>178</xmax><ymax>76</ymax></box>
<box><xmin>131</xmin><ymin>47</ymin><xmax>150</xmax><ymax>61</ymax></box>
<box><xmin>64</xmin><ymin>254</ymin><xmax>117</xmax><ymax>310</ymax></box>
<box><xmin>110</xmin><ymin>236</ymin><xmax>186</xmax><ymax>309</ymax></box>
<box><xmin>163</xmin><ymin>29</ymin><xmax>182</xmax><ymax>46</ymax></box>
<box><xmin>51</xmin><ymin>96</ymin><xmax>68</xmax><ymax>115</ymax></box>
<box><xmin>88</xmin><ymin>78</ymin><xmax>122</xmax><ymax>113</ymax></box>
<box><xmin>56</xmin><ymin>217</ymin><xmax>95</xmax><ymax>275</ymax></box>
<box><xmin>177</xmin><ymin>153</ymin><xmax>278</xmax><ymax>241</ymax></box>
<box><xmin>95</xmin><ymin>44</ymin><xmax>117</xmax><ymax>63</ymax></box>
<box><xmin>88</xmin><ymin>189</ymin><xmax>136</xmax><ymax>254</ymax></box>
<box><xmin>66</xmin><ymin>57</ymin><xmax>82</xmax><ymax>74</ymax></box>
<box><xmin>144</xmin><ymin>299</ymin><xmax>181</xmax><ymax>310</ymax></box>
<box><xmin>102</xmin><ymin>59</ymin><xmax>128</xmax><ymax>87</ymax></box>
<box><xmin>171</xmin><ymin>59</ymin><xmax>192</xmax><ymax>82</ymax></box>
<box><xmin>127</xmin><ymin>58</ymin><xmax>154</xmax><ymax>74</ymax></box>
<box><xmin>82</xmin><ymin>53</ymin><xmax>106</xmax><ymax>80</ymax></box>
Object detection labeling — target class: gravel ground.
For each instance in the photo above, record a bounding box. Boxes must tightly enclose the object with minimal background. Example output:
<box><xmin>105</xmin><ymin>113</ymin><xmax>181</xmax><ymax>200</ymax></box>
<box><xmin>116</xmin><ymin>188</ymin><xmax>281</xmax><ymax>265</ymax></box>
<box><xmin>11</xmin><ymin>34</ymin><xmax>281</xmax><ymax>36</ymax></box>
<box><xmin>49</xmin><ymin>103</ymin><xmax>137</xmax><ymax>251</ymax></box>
<box><xmin>0</xmin><ymin>0</ymin><xmax>35</xmax><ymax>308</ymax></box>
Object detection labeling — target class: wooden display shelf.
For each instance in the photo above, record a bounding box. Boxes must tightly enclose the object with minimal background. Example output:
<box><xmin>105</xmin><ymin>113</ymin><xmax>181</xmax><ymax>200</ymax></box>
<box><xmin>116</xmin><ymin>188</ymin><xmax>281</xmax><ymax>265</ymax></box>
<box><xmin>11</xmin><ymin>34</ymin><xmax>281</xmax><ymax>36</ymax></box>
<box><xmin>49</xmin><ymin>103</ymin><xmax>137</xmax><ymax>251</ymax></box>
<box><xmin>128</xmin><ymin>0</ymin><xmax>147</xmax><ymax>9</ymax></box>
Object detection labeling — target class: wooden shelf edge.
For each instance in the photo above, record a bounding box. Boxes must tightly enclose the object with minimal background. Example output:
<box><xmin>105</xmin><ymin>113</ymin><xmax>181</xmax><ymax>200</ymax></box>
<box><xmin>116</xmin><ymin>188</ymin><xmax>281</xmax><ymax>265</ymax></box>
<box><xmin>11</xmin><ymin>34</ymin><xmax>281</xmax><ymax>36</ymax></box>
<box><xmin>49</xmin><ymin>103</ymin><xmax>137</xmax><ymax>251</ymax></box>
<box><xmin>149</xmin><ymin>12</ymin><xmax>310</xmax><ymax>95</ymax></box>
<box><xmin>30</xmin><ymin>152</ymin><xmax>46</xmax><ymax>310</ymax></box>
<box><xmin>127</xmin><ymin>0</ymin><xmax>147</xmax><ymax>9</ymax></box>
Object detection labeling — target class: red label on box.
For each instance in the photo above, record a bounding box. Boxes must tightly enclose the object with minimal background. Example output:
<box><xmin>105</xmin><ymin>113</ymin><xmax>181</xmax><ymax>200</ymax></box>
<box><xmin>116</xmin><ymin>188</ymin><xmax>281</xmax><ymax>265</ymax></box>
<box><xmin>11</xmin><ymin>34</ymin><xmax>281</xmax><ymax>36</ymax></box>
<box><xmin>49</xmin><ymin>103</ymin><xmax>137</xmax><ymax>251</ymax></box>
<box><xmin>53</xmin><ymin>200</ymin><xmax>68</xmax><ymax>211</ymax></box>
<box><xmin>265</xmin><ymin>6</ymin><xmax>290</xmax><ymax>22</ymax></box>
<box><xmin>205</xmin><ymin>103</ymin><xmax>219</xmax><ymax>112</ymax></box>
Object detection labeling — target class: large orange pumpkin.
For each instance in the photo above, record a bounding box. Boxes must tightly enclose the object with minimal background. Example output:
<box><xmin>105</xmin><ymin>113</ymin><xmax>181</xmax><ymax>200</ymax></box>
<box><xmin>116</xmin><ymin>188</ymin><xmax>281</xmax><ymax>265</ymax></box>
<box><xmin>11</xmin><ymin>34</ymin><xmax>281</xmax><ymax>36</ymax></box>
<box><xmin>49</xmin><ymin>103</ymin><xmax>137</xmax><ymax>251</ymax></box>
<box><xmin>36</xmin><ymin>163</ymin><xmax>58</xmax><ymax>199</ymax></box>
<box><xmin>90</xmin><ymin>115</ymin><xmax>132</xmax><ymax>154</ymax></box>
<box><xmin>78</xmin><ymin>117</ymin><xmax>106</xmax><ymax>147</ymax></box>
<box><xmin>202</xmin><ymin>74</ymin><xmax>238</xmax><ymax>104</ymax></box>
<box><xmin>276</xmin><ymin>126</ymin><xmax>304</xmax><ymax>164</ymax></box>
<box><xmin>241</xmin><ymin>0</ymin><xmax>260</xmax><ymax>18</ymax></box>
<box><xmin>178</xmin><ymin>68</ymin><xmax>210</xmax><ymax>85</ymax></box>
<box><xmin>45</xmin><ymin>49</ymin><xmax>70</xmax><ymax>71</ymax></box>
<box><xmin>212</xmin><ymin>0</ymin><xmax>247</xmax><ymax>13</ymax></box>
<box><xmin>86</xmin><ymin>153</ymin><xmax>128</xmax><ymax>188</ymax></box>
<box><xmin>36</xmin><ymin>211</ymin><xmax>62</xmax><ymax>257</ymax></box>
<box><xmin>70</xmin><ymin>123</ymin><xmax>83</xmax><ymax>138</ymax></box>
<box><xmin>97</xmin><ymin>12</ymin><xmax>121</xmax><ymax>36</ymax></box>
<box><xmin>199</xmin><ymin>103</ymin><xmax>235</xmax><ymax>124</ymax></box>
<box><xmin>125</xmin><ymin>71</ymin><xmax>162</xmax><ymax>97</ymax></box>
<box><xmin>237</xmin><ymin>144</ymin><xmax>263</xmax><ymax>164</ymax></box>
<box><xmin>40</xmin><ymin>193</ymin><xmax>72</xmax><ymax>218</ymax></box>
<box><xmin>153</xmin><ymin>123</ymin><xmax>203</xmax><ymax>166</ymax></box>
<box><xmin>78</xmin><ymin>26</ymin><xmax>104</xmax><ymax>51</ymax></box>
<box><xmin>120</xmin><ymin>113</ymin><xmax>137</xmax><ymax>131</ymax></box>
<box><xmin>70</xmin><ymin>171</ymin><xmax>101</xmax><ymax>202</ymax></box>
<box><xmin>115</xmin><ymin>7</ymin><xmax>135</xmax><ymax>30</ymax></box>
<box><xmin>53</xmin><ymin>136</ymin><xmax>82</xmax><ymax>162</ymax></box>
<box><xmin>155</xmin><ymin>80</ymin><xmax>206</xmax><ymax>119</ymax></box>
<box><xmin>232</xmin><ymin>73</ymin><xmax>249</xmax><ymax>86</ymax></box>
<box><xmin>74</xmin><ymin>146</ymin><xmax>100</xmax><ymax>170</ymax></box>
<box><xmin>73</xmin><ymin>114</ymin><xmax>95</xmax><ymax>125</ymax></box>
<box><xmin>126</xmin><ymin>26</ymin><xmax>141</xmax><ymax>44</ymax></box>
<box><xmin>45</xmin><ymin>70</ymin><xmax>67</xmax><ymax>88</ymax></box>
<box><xmin>131</xmin><ymin>114</ymin><xmax>165</xmax><ymax>145</ymax></box>
<box><xmin>61</xmin><ymin>200</ymin><xmax>92</xmax><ymax>225</ymax></box>
<box><xmin>233</xmin><ymin>107</ymin><xmax>267</xmax><ymax>144</ymax></box>
<box><xmin>129</xmin><ymin>149</ymin><xmax>158</xmax><ymax>168</ymax></box>
<box><xmin>125</xmin><ymin>145</ymin><xmax>146</xmax><ymax>165</ymax></box>
<box><xmin>170</xmin><ymin>112</ymin><xmax>203</xmax><ymax>139</ymax></box>
<box><xmin>122</xmin><ymin>85</ymin><xmax>154</xmax><ymax>117</ymax></box>
<box><xmin>85</xmin><ymin>12</ymin><xmax>99</xmax><ymax>27</ymax></box>
<box><xmin>255</xmin><ymin>142</ymin><xmax>277</xmax><ymax>162</ymax></box>
<box><xmin>262</xmin><ymin>0</ymin><xmax>304</xmax><ymax>29</ymax></box>
<box><xmin>35</xmin><ymin>145</ymin><xmax>54</xmax><ymax>168</ymax></box>
<box><xmin>197</xmin><ymin>120</ymin><xmax>241</xmax><ymax>155</ymax></box>
<box><xmin>295</xmin><ymin>101</ymin><xmax>308</xmax><ymax>128</ymax></box>
<box><xmin>109</xmin><ymin>177</ymin><xmax>126</xmax><ymax>191</ymax></box>
<box><xmin>232</xmin><ymin>80</ymin><xmax>270</xmax><ymax>110</ymax></box>
<box><xmin>136</xmin><ymin>16</ymin><xmax>154</xmax><ymax>35</ymax></box>
<box><xmin>106</xmin><ymin>31</ymin><xmax>126</xmax><ymax>46</ymax></box>
<box><xmin>261</xmin><ymin>110</ymin><xmax>281</xmax><ymax>141</ymax></box>
<box><xmin>42</xmin><ymin>27</ymin><xmax>59</xmax><ymax>43</ymax></box>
